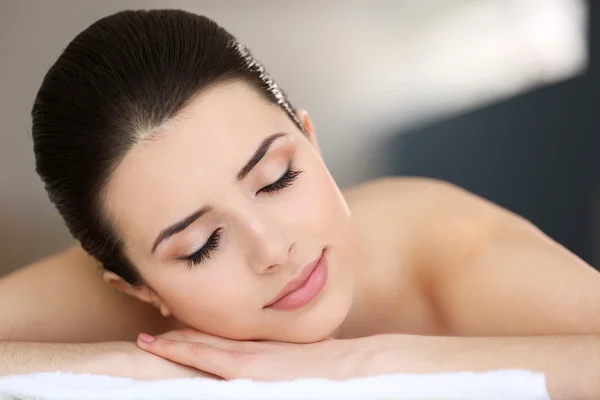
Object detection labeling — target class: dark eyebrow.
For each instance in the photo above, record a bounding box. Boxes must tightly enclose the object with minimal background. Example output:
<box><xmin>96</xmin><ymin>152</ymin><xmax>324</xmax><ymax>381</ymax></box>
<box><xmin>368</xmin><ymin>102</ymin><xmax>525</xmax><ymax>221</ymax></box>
<box><xmin>151</xmin><ymin>206</ymin><xmax>212</xmax><ymax>253</ymax></box>
<box><xmin>236</xmin><ymin>133</ymin><xmax>286</xmax><ymax>181</ymax></box>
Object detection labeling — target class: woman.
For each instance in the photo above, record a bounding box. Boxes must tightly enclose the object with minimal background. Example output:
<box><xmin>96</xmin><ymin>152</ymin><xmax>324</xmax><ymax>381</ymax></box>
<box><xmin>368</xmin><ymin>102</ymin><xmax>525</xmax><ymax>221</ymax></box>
<box><xmin>1</xmin><ymin>9</ymin><xmax>599</xmax><ymax>399</ymax></box>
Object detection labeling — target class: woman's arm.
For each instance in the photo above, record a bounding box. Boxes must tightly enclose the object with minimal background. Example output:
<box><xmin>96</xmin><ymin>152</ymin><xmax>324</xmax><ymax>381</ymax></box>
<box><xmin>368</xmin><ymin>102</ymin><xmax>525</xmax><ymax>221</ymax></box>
<box><xmin>0</xmin><ymin>245</ymin><xmax>176</xmax><ymax>343</ymax></box>
<box><xmin>368</xmin><ymin>333</ymin><xmax>600</xmax><ymax>400</ymax></box>
<box><xmin>0</xmin><ymin>340</ymin><xmax>208</xmax><ymax>379</ymax></box>
<box><xmin>133</xmin><ymin>328</ymin><xmax>600</xmax><ymax>399</ymax></box>
<box><xmin>0</xmin><ymin>246</ymin><xmax>201</xmax><ymax>379</ymax></box>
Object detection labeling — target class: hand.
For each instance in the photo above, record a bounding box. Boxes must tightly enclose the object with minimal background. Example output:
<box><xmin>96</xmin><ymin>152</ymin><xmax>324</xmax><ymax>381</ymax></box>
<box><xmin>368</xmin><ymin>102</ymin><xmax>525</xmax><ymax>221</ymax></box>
<box><xmin>90</xmin><ymin>341</ymin><xmax>219</xmax><ymax>381</ymax></box>
<box><xmin>136</xmin><ymin>329</ymin><xmax>428</xmax><ymax>381</ymax></box>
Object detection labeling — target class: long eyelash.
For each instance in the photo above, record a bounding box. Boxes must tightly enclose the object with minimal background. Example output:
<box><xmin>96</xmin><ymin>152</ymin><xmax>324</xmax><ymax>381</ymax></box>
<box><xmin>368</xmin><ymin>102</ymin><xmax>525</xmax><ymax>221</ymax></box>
<box><xmin>258</xmin><ymin>164</ymin><xmax>303</xmax><ymax>194</ymax></box>
<box><xmin>180</xmin><ymin>228</ymin><xmax>222</xmax><ymax>268</ymax></box>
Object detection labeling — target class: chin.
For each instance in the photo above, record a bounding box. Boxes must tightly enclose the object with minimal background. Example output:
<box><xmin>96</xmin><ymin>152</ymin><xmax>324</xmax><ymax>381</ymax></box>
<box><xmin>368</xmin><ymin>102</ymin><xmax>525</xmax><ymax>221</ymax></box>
<box><xmin>271</xmin><ymin>272</ymin><xmax>355</xmax><ymax>343</ymax></box>
<box><xmin>271</xmin><ymin>312</ymin><xmax>349</xmax><ymax>344</ymax></box>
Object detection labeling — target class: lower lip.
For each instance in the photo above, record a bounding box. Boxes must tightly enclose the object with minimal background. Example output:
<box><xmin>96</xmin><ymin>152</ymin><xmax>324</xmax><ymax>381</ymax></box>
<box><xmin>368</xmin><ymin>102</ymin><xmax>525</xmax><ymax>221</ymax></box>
<box><xmin>266</xmin><ymin>251</ymin><xmax>328</xmax><ymax>311</ymax></box>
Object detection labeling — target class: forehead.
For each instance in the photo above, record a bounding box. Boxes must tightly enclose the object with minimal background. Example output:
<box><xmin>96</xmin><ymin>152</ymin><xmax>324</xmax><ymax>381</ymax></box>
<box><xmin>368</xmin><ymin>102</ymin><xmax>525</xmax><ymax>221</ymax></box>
<box><xmin>104</xmin><ymin>81</ymin><xmax>298</xmax><ymax>248</ymax></box>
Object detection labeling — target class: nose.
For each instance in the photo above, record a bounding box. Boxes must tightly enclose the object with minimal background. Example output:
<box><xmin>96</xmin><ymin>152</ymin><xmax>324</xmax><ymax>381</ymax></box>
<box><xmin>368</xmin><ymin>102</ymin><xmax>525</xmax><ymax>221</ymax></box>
<box><xmin>243</xmin><ymin>214</ymin><xmax>296</xmax><ymax>275</ymax></box>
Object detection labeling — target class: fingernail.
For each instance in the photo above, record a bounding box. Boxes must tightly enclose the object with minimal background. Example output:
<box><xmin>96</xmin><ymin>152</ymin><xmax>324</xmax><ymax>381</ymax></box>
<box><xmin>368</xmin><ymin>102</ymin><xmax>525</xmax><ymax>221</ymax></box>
<box><xmin>138</xmin><ymin>333</ymin><xmax>156</xmax><ymax>343</ymax></box>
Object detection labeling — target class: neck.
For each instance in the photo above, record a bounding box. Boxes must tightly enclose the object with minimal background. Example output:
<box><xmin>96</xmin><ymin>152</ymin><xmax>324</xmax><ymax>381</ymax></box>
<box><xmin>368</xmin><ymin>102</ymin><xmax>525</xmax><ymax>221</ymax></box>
<box><xmin>330</xmin><ymin>229</ymin><xmax>374</xmax><ymax>340</ymax></box>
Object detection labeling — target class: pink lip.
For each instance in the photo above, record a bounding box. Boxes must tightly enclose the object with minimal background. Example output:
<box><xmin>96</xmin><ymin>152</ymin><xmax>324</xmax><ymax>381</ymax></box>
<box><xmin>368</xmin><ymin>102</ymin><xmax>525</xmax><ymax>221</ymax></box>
<box><xmin>264</xmin><ymin>249</ymin><xmax>328</xmax><ymax>311</ymax></box>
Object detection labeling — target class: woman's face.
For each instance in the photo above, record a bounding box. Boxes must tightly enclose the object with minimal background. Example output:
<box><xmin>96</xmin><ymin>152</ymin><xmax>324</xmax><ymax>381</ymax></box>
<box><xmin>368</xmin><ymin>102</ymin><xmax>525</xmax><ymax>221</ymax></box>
<box><xmin>104</xmin><ymin>81</ymin><xmax>358</xmax><ymax>343</ymax></box>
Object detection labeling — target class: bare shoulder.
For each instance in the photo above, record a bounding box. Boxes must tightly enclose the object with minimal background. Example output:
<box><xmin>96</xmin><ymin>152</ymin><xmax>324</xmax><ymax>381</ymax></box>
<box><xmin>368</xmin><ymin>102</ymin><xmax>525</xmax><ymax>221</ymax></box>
<box><xmin>339</xmin><ymin>177</ymin><xmax>509</xmax><ymax>335</ymax></box>
<box><xmin>340</xmin><ymin>177</ymin><xmax>595</xmax><ymax>336</ymax></box>
<box><xmin>342</xmin><ymin>176</ymin><xmax>487</xmax><ymax>258</ymax></box>
<box><xmin>342</xmin><ymin>176</ymin><xmax>467</xmax><ymax>207</ymax></box>
<box><xmin>342</xmin><ymin>176</ymin><xmax>536</xmax><ymax>281</ymax></box>
<box><xmin>343</xmin><ymin>176</ymin><xmax>526</xmax><ymax>228</ymax></box>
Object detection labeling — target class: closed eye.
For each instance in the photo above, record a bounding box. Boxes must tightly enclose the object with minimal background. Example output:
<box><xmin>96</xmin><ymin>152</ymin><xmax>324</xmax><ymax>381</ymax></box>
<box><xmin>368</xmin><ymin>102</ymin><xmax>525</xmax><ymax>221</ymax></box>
<box><xmin>258</xmin><ymin>162</ymin><xmax>302</xmax><ymax>194</ymax></box>
<box><xmin>178</xmin><ymin>228</ymin><xmax>222</xmax><ymax>268</ymax></box>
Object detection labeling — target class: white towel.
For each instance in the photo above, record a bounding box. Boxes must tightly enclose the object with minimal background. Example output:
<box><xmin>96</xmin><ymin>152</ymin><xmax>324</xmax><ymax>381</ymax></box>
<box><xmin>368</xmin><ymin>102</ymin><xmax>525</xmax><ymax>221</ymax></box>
<box><xmin>0</xmin><ymin>369</ymin><xmax>549</xmax><ymax>400</ymax></box>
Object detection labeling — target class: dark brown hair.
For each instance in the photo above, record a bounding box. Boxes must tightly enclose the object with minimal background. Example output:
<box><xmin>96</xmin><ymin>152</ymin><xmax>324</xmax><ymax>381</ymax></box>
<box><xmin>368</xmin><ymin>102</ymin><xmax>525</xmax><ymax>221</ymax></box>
<box><xmin>32</xmin><ymin>9</ymin><xmax>302</xmax><ymax>284</ymax></box>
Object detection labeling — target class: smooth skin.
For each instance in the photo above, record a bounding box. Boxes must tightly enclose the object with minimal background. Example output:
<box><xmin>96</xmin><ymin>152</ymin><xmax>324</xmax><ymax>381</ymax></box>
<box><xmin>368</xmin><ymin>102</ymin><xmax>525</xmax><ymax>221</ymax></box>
<box><xmin>1</xmin><ymin>81</ymin><xmax>600</xmax><ymax>398</ymax></box>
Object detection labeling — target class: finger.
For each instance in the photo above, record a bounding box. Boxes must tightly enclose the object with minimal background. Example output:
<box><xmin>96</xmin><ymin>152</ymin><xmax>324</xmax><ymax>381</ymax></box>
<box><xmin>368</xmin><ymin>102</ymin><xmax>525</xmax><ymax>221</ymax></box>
<box><xmin>137</xmin><ymin>333</ymin><xmax>245</xmax><ymax>379</ymax></box>
<box><xmin>159</xmin><ymin>329</ymin><xmax>214</xmax><ymax>342</ymax></box>
<box><xmin>159</xmin><ymin>329</ymin><xmax>266</xmax><ymax>353</ymax></box>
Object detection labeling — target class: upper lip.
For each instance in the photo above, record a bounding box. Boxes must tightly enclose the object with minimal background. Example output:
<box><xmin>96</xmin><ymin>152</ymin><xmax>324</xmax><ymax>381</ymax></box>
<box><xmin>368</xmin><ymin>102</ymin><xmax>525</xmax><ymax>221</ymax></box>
<box><xmin>264</xmin><ymin>250</ymin><xmax>324</xmax><ymax>308</ymax></box>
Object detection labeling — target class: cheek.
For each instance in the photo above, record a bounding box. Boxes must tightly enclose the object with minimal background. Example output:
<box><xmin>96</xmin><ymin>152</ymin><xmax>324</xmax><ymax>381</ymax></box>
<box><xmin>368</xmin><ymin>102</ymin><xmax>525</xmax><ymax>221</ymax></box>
<box><xmin>292</xmin><ymin>162</ymin><xmax>349</xmax><ymax>233</ymax></box>
<box><xmin>149</xmin><ymin>266</ymin><xmax>251</xmax><ymax>323</ymax></box>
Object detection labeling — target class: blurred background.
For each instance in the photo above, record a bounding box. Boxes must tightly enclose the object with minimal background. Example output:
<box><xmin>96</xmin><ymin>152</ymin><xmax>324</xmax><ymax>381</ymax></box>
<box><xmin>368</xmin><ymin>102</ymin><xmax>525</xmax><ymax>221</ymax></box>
<box><xmin>0</xmin><ymin>0</ymin><xmax>597</xmax><ymax>275</ymax></box>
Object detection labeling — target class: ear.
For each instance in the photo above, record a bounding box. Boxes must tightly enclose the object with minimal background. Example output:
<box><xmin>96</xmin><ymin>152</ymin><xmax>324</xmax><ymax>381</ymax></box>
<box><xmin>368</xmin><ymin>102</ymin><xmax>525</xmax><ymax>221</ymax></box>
<box><xmin>103</xmin><ymin>271</ymin><xmax>172</xmax><ymax>317</ymax></box>
<box><xmin>295</xmin><ymin>109</ymin><xmax>319</xmax><ymax>152</ymax></box>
